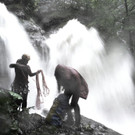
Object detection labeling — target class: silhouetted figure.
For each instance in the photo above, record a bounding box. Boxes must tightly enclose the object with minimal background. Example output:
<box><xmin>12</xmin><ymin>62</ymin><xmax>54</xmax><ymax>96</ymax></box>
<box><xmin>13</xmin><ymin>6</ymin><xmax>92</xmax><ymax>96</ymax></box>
<box><xmin>9</xmin><ymin>54</ymin><xmax>41</xmax><ymax>109</ymax></box>
<box><xmin>54</xmin><ymin>64</ymin><xmax>89</xmax><ymax>127</ymax></box>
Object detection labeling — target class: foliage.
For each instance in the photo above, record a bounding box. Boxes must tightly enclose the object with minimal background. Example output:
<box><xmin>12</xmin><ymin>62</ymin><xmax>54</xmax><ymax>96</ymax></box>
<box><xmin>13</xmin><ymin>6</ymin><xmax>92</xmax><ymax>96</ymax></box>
<box><xmin>0</xmin><ymin>88</ymin><xmax>22</xmax><ymax>135</ymax></box>
<box><xmin>53</xmin><ymin>0</ymin><xmax>134</xmax><ymax>43</ymax></box>
<box><xmin>75</xmin><ymin>0</ymin><xmax>135</xmax><ymax>53</ymax></box>
<box><xmin>19</xmin><ymin>0</ymin><xmax>40</xmax><ymax>14</ymax></box>
<box><xmin>9</xmin><ymin>91</ymin><xmax>23</xmax><ymax>100</ymax></box>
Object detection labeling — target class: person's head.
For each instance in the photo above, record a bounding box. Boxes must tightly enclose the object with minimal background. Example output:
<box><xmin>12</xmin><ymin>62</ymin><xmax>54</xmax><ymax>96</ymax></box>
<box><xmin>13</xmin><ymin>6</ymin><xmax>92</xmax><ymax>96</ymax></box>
<box><xmin>22</xmin><ymin>54</ymin><xmax>30</xmax><ymax>64</ymax></box>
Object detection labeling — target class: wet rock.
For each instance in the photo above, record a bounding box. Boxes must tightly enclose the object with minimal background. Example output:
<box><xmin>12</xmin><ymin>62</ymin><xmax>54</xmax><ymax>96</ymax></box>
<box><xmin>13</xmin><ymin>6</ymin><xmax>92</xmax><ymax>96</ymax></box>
<box><xmin>0</xmin><ymin>87</ymin><xmax>121</xmax><ymax>135</ymax></box>
<box><xmin>0</xmin><ymin>88</ymin><xmax>23</xmax><ymax>135</ymax></box>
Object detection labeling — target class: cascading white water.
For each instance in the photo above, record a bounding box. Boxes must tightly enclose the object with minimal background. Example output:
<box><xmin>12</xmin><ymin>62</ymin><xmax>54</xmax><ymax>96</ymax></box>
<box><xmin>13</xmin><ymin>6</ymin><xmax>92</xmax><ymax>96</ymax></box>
<box><xmin>45</xmin><ymin>19</ymin><xmax>135</xmax><ymax>135</ymax></box>
<box><xmin>0</xmin><ymin>3</ymin><xmax>44</xmax><ymax>108</ymax></box>
<box><xmin>1</xmin><ymin>2</ymin><xmax>135</xmax><ymax>135</ymax></box>
<box><xmin>0</xmin><ymin>3</ymin><xmax>57</xmax><ymax>112</ymax></box>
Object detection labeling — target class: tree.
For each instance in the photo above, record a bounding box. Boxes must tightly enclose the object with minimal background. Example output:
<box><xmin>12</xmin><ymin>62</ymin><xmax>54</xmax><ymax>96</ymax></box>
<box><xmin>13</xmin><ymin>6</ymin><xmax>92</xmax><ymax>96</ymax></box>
<box><xmin>83</xmin><ymin>0</ymin><xmax>135</xmax><ymax>52</ymax></box>
<box><xmin>123</xmin><ymin>0</ymin><xmax>135</xmax><ymax>55</ymax></box>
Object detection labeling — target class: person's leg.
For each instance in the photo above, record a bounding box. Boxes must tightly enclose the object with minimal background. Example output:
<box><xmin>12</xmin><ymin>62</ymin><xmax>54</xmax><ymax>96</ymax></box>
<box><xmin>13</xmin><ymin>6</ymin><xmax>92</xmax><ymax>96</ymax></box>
<box><xmin>22</xmin><ymin>93</ymin><xmax>28</xmax><ymax>109</ymax></box>
<box><xmin>71</xmin><ymin>94</ymin><xmax>80</xmax><ymax>127</ymax></box>
<box><xmin>74</xmin><ymin>104</ymin><xmax>80</xmax><ymax>127</ymax></box>
<box><xmin>65</xmin><ymin>106</ymin><xmax>74</xmax><ymax>125</ymax></box>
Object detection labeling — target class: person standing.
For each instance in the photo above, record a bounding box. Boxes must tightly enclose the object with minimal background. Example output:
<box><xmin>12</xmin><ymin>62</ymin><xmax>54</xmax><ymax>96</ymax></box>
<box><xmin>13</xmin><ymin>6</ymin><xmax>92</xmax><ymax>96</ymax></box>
<box><xmin>9</xmin><ymin>54</ymin><xmax>41</xmax><ymax>109</ymax></box>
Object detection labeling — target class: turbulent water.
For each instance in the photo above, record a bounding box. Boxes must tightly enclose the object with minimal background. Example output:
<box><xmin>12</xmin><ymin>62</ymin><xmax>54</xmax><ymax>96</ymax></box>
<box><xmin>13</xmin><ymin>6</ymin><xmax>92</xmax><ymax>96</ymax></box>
<box><xmin>0</xmin><ymin>3</ymin><xmax>135</xmax><ymax>135</ymax></box>
<box><xmin>0</xmin><ymin>3</ymin><xmax>44</xmax><ymax>106</ymax></box>
<box><xmin>45</xmin><ymin>19</ymin><xmax>135</xmax><ymax>135</ymax></box>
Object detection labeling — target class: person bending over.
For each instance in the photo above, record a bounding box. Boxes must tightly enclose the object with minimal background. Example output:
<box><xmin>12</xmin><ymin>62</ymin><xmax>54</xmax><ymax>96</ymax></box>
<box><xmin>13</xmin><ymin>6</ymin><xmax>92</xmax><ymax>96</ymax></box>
<box><xmin>54</xmin><ymin>64</ymin><xmax>89</xmax><ymax>127</ymax></box>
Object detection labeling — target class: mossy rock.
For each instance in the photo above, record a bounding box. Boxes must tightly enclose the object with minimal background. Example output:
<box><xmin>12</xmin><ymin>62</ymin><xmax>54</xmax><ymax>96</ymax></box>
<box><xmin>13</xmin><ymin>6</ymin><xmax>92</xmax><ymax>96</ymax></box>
<box><xmin>0</xmin><ymin>88</ymin><xmax>23</xmax><ymax>135</ymax></box>
<box><xmin>0</xmin><ymin>88</ymin><xmax>23</xmax><ymax>113</ymax></box>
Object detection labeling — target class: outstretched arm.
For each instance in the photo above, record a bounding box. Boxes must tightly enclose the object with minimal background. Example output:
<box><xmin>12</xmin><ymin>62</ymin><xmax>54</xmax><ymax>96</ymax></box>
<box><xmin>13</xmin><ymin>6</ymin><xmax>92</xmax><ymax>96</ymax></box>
<box><xmin>9</xmin><ymin>64</ymin><xmax>16</xmax><ymax>68</ymax></box>
<box><xmin>9</xmin><ymin>63</ymin><xmax>41</xmax><ymax>76</ymax></box>
<box><xmin>27</xmin><ymin>66</ymin><xmax>41</xmax><ymax>77</ymax></box>
<box><xmin>9</xmin><ymin>63</ymin><xmax>26</xmax><ymax>68</ymax></box>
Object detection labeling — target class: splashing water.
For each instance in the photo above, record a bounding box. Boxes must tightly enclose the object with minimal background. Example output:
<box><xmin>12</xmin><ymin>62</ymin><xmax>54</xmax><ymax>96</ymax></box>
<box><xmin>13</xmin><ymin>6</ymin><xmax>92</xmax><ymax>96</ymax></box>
<box><xmin>1</xmin><ymin>3</ymin><xmax>135</xmax><ymax>135</ymax></box>
<box><xmin>0</xmin><ymin>3</ymin><xmax>37</xmax><ymax>108</ymax></box>
<box><xmin>45</xmin><ymin>19</ymin><xmax>135</xmax><ymax>135</ymax></box>
<box><xmin>0</xmin><ymin>3</ymin><xmax>57</xmax><ymax>111</ymax></box>
<box><xmin>0</xmin><ymin>3</ymin><xmax>60</xmax><ymax>115</ymax></box>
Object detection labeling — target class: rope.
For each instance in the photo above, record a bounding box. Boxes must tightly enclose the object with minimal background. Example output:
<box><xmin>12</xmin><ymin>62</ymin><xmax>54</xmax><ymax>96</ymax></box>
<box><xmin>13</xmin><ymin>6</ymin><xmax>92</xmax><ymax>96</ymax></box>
<box><xmin>36</xmin><ymin>70</ymin><xmax>50</xmax><ymax>110</ymax></box>
<box><xmin>41</xmin><ymin>70</ymin><xmax>50</xmax><ymax>96</ymax></box>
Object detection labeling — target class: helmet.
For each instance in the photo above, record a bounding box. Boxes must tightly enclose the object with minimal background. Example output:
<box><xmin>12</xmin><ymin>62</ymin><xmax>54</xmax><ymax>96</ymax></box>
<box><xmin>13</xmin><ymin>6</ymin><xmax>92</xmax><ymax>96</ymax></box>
<box><xmin>22</xmin><ymin>54</ymin><xmax>30</xmax><ymax>61</ymax></box>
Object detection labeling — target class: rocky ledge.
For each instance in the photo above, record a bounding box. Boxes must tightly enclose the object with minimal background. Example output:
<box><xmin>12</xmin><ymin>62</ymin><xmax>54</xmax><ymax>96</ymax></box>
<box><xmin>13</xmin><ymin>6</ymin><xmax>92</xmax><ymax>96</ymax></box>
<box><xmin>0</xmin><ymin>88</ymin><xmax>121</xmax><ymax>135</ymax></box>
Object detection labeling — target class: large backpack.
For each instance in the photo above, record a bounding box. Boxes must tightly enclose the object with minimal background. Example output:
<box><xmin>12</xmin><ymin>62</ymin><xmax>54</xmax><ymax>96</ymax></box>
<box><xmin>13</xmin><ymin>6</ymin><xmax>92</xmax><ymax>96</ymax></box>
<box><xmin>45</xmin><ymin>94</ymin><xmax>70</xmax><ymax>127</ymax></box>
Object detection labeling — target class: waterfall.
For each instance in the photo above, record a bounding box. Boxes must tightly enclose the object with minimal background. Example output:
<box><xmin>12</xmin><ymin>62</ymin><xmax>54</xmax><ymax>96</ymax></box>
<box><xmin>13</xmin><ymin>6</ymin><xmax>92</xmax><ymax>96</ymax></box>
<box><xmin>0</xmin><ymin>3</ymin><xmax>41</xmax><ymax>87</ymax></box>
<box><xmin>0</xmin><ymin>3</ymin><xmax>57</xmax><ymax>112</ymax></box>
<box><xmin>45</xmin><ymin>19</ymin><xmax>135</xmax><ymax>135</ymax></box>
<box><xmin>1</xmin><ymin>2</ymin><xmax>135</xmax><ymax>135</ymax></box>
<box><xmin>0</xmin><ymin>3</ymin><xmax>43</xmax><ymax>108</ymax></box>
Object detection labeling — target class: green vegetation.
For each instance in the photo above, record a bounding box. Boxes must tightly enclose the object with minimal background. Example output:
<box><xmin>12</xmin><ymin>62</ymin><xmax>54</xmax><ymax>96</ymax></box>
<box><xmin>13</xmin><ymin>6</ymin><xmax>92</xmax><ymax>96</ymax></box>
<box><xmin>84</xmin><ymin>0</ymin><xmax>135</xmax><ymax>54</ymax></box>
<box><xmin>0</xmin><ymin>88</ymin><xmax>22</xmax><ymax>135</ymax></box>
<box><xmin>22</xmin><ymin>0</ymin><xmax>39</xmax><ymax>12</ymax></box>
<box><xmin>50</xmin><ymin>0</ymin><xmax>135</xmax><ymax>54</ymax></box>
<box><xmin>89</xmin><ymin>0</ymin><xmax>135</xmax><ymax>52</ymax></box>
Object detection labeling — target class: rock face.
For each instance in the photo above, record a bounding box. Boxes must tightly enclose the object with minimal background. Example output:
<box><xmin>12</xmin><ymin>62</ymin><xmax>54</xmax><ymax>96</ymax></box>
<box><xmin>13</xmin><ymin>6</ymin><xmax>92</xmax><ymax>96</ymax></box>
<box><xmin>0</xmin><ymin>88</ymin><xmax>121</xmax><ymax>135</ymax></box>
<box><xmin>32</xmin><ymin>0</ymin><xmax>93</xmax><ymax>33</ymax></box>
